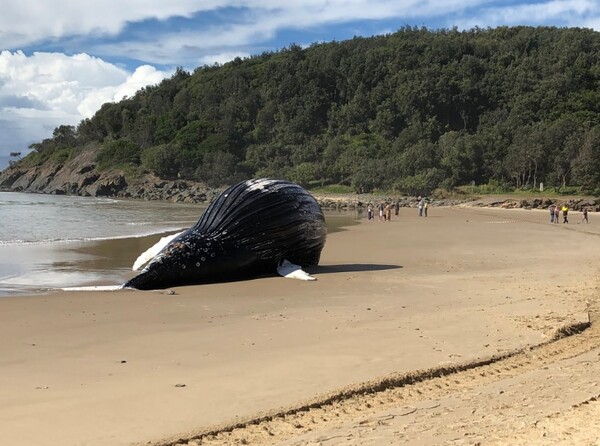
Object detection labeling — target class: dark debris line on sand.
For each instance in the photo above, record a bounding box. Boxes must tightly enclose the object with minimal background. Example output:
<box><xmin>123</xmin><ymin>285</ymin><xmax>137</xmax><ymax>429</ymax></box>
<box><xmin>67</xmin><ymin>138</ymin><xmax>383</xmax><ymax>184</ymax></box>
<box><xmin>154</xmin><ymin>318</ymin><xmax>597</xmax><ymax>446</ymax></box>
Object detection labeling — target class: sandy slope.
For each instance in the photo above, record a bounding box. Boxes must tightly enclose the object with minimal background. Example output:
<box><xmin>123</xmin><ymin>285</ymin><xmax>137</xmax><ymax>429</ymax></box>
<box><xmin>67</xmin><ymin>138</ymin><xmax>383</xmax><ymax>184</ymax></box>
<box><xmin>0</xmin><ymin>205</ymin><xmax>598</xmax><ymax>446</ymax></box>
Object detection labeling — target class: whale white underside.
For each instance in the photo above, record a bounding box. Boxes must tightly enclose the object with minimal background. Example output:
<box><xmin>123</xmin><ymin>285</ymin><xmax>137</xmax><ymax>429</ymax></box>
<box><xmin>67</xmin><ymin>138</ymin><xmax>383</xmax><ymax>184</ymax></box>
<box><xmin>132</xmin><ymin>231</ymin><xmax>184</xmax><ymax>271</ymax></box>
<box><xmin>61</xmin><ymin>232</ymin><xmax>316</xmax><ymax>292</ymax></box>
<box><xmin>132</xmin><ymin>231</ymin><xmax>316</xmax><ymax>281</ymax></box>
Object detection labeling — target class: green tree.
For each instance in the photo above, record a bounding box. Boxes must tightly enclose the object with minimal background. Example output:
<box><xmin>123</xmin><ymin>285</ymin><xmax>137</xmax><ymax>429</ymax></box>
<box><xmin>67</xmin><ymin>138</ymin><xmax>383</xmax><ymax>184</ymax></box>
<box><xmin>571</xmin><ymin>127</ymin><xmax>600</xmax><ymax>192</ymax></box>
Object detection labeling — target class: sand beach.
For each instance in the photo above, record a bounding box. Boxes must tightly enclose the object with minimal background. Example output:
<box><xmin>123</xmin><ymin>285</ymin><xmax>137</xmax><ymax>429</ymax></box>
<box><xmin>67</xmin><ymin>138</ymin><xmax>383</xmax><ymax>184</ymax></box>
<box><xmin>1</xmin><ymin>204</ymin><xmax>599</xmax><ymax>446</ymax></box>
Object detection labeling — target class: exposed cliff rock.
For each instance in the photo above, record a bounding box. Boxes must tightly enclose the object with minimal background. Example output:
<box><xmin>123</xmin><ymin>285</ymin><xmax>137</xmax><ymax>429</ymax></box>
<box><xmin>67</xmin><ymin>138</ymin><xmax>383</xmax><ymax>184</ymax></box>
<box><xmin>0</xmin><ymin>149</ymin><xmax>220</xmax><ymax>203</ymax></box>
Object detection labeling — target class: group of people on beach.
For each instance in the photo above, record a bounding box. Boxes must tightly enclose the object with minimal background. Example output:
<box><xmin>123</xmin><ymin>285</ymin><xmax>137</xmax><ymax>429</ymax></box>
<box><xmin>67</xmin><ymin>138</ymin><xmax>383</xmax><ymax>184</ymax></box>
<box><xmin>366</xmin><ymin>203</ymin><xmax>395</xmax><ymax>221</ymax></box>
<box><xmin>549</xmin><ymin>204</ymin><xmax>589</xmax><ymax>224</ymax></box>
<box><xmin>366</xmin><ymin>197</ymin><xmax>429</xmax><ymax>221</ymax></box>
<box><xmin>365</xmin><ymin>200</ymin><xmax>591</xmax><ymax>224</ymax></box>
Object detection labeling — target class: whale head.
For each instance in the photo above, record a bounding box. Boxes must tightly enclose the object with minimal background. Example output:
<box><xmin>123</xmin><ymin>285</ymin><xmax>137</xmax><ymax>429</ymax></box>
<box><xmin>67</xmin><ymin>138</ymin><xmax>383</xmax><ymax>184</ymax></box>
<box><xmin>124</xmin><ymin>232</ymin><xmax>264</xmax><ymax>290</ymax></box>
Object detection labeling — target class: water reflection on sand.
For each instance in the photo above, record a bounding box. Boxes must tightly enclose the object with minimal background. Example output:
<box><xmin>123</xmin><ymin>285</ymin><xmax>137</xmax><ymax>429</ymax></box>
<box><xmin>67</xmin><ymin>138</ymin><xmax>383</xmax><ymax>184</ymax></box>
<box><xmin>0</xmin><ymin>210</ymin><xmax>359</xmax><ymax>296</ymax></box>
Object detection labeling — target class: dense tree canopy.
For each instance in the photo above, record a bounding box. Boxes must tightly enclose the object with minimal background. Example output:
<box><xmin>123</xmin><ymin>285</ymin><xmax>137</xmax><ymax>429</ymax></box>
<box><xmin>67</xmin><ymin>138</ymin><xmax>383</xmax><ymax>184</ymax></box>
<box><xmin>20</xmin><ymin>26</ymin><xmax>600</xmax><ymax>194</ymax></box>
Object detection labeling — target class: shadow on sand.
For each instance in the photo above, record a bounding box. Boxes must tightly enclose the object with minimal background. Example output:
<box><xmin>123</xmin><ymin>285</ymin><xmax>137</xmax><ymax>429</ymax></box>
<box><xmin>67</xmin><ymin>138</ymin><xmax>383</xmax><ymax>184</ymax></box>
<box><xmin>309</xmin><ymin>264</ymin><xmax>402</xmax><ymax>275</ymax></box>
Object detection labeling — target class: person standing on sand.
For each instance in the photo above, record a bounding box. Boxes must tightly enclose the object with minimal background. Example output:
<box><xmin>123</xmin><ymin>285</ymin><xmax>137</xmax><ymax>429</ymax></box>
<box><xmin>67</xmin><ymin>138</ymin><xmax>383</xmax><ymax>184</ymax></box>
<box><xmin>562</xmin><ymin>204</ymin><xmax>569</xmax><ymax>224</ymax></box>
<box><xmin>395</xmin><ymin>201</ymin><xmax>400</xmax><ymax>216</ymax></box>
<box><xmin>367</xmin><ymin>204</ymin><xmax>374</xmax><ymax>220</ymax></box>
<box><xmin>379</xmin><ymin>203</ymin><xmax>385</xmax><ymax>221</ymax></box>
<box><xmin>582</xmin><ymin>207</ymin><xmax>589</xmax><ymax>224</ymax></box>
<box><xmin>385</xmin><ymin>203</ymin><xmax>392</xmax><ymax>221</ymax></box>
<box><xmin>424</xmin><ymin>200</ymin><xmax>429</xmax><ymax>217</ymax></box>
<box><xmin>418</xmin><ymin>198</ymin><xmax>424</xmax><ymax>217</ymax></box>
<box><xmin>554</xmin><ymin>205</ymin><xmax>560</xmax><ymax>224</ymax></box>
<box><xmin>549</xmin><ymin>204</ymin><xmax>555</xmax><ymax>223</ymax></box>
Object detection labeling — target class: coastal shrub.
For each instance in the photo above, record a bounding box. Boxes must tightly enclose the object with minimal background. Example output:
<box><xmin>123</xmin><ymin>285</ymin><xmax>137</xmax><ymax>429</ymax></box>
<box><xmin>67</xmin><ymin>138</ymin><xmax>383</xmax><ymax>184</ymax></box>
<box><xmin>311</xmin><ymin>184</ymin><xmax>356</xmax><ymax>194</ymax></box>
<box><xmin>97</xmin><ymin>139</ymin><xmax>141</xmax><ymax>170</ymax></box>
<box><xmin>49</xmin><ymin>147</ymin><xmax>76</xmax><ymax>164</ymax></box>
<box><xmin>395</xmin><ymin>168</ymin><xmax>443</xmax><ymax>196</ymax></box>
<box><xmin>556</xmin><ymin>186</ymin><xmax>581</xmax><ymax>196</ymax></box>
<box><xmin>140</xmin><ymin>144</ymin><xmax>180</xmax><ymax>179</ymax></box>
<box><xmin>195</xmin><ymin>151</ymin><xmax>244</xmax><ymax>187</ymax></box>
<box><xmin>18</xmin><ymin>150</ymin><xmax>47</xmax><ymax>167</ymax></box>
<box><xmin>459</xmin><ymin>180</ymin><xmax>513</xmax><ymax>195</ymax></box>
<box><xmin>287</xmin><ymin>162</ymin><xmax>317</xmax><ymax>188</ymax></box>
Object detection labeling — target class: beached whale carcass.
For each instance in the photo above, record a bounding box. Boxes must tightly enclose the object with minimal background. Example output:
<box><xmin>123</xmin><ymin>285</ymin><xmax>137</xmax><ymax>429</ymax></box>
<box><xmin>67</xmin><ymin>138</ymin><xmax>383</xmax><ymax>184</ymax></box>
<box><xmin>124</xmin><ymin>179</ymin><xmax>327</xmax><ymax>290</ymax></box>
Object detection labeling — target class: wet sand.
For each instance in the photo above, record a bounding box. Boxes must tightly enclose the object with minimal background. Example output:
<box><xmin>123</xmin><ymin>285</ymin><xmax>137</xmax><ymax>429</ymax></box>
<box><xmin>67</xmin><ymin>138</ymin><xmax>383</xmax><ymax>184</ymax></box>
<box><xmin>0</xmin><ymin>234</ymin><xmax>165</xmax><ymax>294</ymax></box>
<box><xmin>0</xmin><ymin>205</ymin><xmax>598</xmax><ymax>446</ymax></box>
<box><xmin>0</xmin><ymin>211</ymin><xmax>358</xmax><ymax>295</ymax></box>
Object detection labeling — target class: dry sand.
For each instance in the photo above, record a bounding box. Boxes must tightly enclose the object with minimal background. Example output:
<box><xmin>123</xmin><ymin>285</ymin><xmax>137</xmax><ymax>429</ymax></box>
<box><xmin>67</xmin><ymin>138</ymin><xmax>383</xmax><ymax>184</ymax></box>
<box><xmin>1</xmin><ymin>205</ymin><xmax>599</xmax><ymax>446</ymax></box>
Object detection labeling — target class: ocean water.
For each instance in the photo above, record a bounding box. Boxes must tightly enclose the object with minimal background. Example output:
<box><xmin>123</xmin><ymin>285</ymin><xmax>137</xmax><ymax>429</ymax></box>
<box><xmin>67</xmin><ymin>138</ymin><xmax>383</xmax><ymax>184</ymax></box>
<box><xmin>0</xmin><ymin>191</ymin><xmax>357</xmax><ymax>295</ymax></box>
<box><xmin>0</xmin><ymin>191</ymin><xmax>202</xmax><ymax>245</ymax></box>
<box><xmin>0</xmin><ymin>192</ymin><xmax>204</xmax><ymax>295</ymax></box>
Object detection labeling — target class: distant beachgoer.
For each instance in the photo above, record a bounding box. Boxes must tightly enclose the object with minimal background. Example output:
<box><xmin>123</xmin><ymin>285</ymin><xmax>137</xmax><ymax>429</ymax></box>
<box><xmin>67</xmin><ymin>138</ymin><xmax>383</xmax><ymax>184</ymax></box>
<box><xmin>549</xmin><ymin>205</ymin><xmax>555</xmax><ymax>223</ymax></box>
<box><xmin>582</xmin><ymin>207</ymin><xmax>589</xmax><ymax>224</ymax></box>
<box><xmin>367</xmin><ymin>204</ymin><xmax>374</xmax><ymax>220</ymax></box>
<box><xmin>395</xmin><ymin>201</ymin><xmax>400</xmax><ymax>216</ymax></box>
<box><xmin>554</xmin><ymin>206</ymin><xmax>560</xmax><ymax>224</ymax></box>
<box><xmin>418</xmin><ymin>198</ymin><xmax>424</xmax><ymax>217</ymax></box>
<box><xmin>385</xmin><ymin>204</ymin><xmax>392</xmax><ymax>221</ymax></box>
<box><xmin>424</xmin><ymin>200</ymin><xmax>429</xmax><ymax>217</ymax></box>
<box><xmin>379</xmin><ymin>203</ymin><xmax>385</xmax><ymax>221</ymax></box>
<box><xmin>562</xmin><ymin>204</ymin><xmax>569</xmax><ymax>224</ymax></box>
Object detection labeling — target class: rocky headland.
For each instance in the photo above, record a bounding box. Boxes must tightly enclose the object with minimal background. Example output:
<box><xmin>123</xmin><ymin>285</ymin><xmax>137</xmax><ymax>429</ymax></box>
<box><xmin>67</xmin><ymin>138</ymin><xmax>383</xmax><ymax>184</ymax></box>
<box><xmin>1</xmin><ymin>150</ymin><xmax>599</xmax><ymax>212</ymax></box>
<box><xmin>0</xmin><ymin>150</ymin><xmax>221</xmax><ymax>204</ymax></box>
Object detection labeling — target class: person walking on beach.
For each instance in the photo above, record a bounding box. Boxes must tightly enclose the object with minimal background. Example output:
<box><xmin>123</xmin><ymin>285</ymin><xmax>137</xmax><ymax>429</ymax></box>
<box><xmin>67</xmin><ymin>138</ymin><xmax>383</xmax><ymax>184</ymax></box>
<box><xmin>385</xmin><ymin>203</ymin><xmax>392</xmax><ymax>221</ymax></box>
<box><xmin>582</xmin><ymin>207</ymin><xmax>589</xmax><ymax>224</ymax></box>
<box><xmin>554</xmin><ymin>205</ymin><xmax>560</xmax><ymax>224</ymax></box>
<box><xmin>367</xmin><ymin>204</ymin><xmax>374</xmax><ymax>220</ymax></box>
<box><xmin>379</xmin><ymin>203</ymin><xmax>385</xmax><ymax>221</ymax></box>
<box><xmin>549</xmin><ymin>204</ymin><xmax>555</xmax><ymax>223</ymax></box>
<box><xmin>418</xmin><ymin>197</ymin><xmax>424</xmax><ymax>217</ymax></box>
<box><xmin>562</xmin><ymin>204</ymin><xmax>569</xmax><ymax>224</ymax></box>
<box><xmin>424</xmin><ymin>200</ymin><xmax>429</xmax><ymax>217</ymax></box>
<box><xmin>395</xmin><ymin>201</ymin><xmax>400</xmax><ymax>216</ymax></box>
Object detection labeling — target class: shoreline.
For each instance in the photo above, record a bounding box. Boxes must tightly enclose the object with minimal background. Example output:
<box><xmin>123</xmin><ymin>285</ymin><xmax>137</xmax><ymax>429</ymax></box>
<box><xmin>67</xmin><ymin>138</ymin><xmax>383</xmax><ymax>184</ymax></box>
<box><xmin>0</xmin><ymin>209</ymin><xmax>359</xmax><ymax>297</ymax></box>
<box><xmin>1</xmin><ymin>205</ymin><xmax>599</xmax><ymax>445</ymax></box>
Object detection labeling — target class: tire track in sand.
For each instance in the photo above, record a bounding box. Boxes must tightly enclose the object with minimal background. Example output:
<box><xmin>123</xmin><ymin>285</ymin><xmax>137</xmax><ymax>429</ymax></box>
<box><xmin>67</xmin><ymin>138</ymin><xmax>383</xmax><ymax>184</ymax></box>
<box><xmin>153</xmin><ymin>312</ymin><xmax>600</xmax><ymax>446</ymax></box>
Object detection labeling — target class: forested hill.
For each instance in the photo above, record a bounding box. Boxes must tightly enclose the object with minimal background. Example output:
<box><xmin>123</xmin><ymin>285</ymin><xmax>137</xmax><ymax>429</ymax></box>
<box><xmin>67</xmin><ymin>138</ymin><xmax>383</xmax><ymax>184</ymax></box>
<box><xmin>9</xmin><ymin>26</ymin><xmax>600</xmax><ymax>195</ymax></box>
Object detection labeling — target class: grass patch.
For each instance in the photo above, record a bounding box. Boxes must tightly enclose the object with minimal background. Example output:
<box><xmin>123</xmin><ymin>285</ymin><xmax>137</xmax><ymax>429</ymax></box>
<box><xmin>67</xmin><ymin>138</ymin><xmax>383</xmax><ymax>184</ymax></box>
<box><xmin>310</xmin><ymin>184</ymin><xmax>356</xmax><ymax>194</ymax></box>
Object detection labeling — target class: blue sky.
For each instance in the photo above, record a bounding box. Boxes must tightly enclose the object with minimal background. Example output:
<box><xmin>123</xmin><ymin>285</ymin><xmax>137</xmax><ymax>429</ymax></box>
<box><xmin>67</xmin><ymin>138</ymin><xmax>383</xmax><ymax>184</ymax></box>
<box><xmin>1</xmin><ymin>0</ymin><xmax>599</xmax><ymax>168</ymax></box>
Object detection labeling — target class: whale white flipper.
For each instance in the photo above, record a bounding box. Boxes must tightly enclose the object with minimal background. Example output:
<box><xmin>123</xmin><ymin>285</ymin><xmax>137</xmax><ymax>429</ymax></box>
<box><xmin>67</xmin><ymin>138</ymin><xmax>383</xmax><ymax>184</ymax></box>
<box><xmin>132</xmin><ymin>231</ymin><xmax>184</xmax><ymax>271</ymax></box>
<box><xmin>277</xmin><ymin>259</ymin><xmax>316</xmax><ymax>281</ymax></box>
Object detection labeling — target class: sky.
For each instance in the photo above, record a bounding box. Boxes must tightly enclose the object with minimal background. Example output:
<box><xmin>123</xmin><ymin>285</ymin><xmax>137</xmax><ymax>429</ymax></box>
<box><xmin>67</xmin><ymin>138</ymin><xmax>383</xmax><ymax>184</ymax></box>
<box><xmin>1</xmin><ymin>0</ymin><xmax>599</xmax><ymax>168</ymax></box>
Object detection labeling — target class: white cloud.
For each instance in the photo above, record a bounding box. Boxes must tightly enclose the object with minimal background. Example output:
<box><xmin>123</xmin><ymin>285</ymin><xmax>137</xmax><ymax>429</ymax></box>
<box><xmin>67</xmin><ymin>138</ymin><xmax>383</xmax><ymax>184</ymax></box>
<box><xmin>77</xmin><ymin>65</ymin><xmax>169</xmax><ymax>117</ymax></box>
<box><xmin>4</xmin><ymin>1</ymin><xmax>600</xmax><ymax>47</ymax></box>
<box><xmin>0</xmin><ymin>0</ymin><xmax>211</xmax><ymax>48</ymax></box>
<box><xmin>0</xmin><ymin>51</ymin><xmax>170</xmax><ymax>155</ymax></box>
<box><xmin>454</xmin><ymin>0</ymin><xmax>599</xmax><ymax>29</ymax></box>
<box><xmin>87</xmin><ymin>1</ymin><xmax>487</xmax><ymax>65</ymax></box>
<box><xmin>3</xmin><ymin>1</ymin><xmax>600</xmax><ymax>66</ymax></box>
<box><xmin>83</xmin><ymin>0</ymin><xmax>600</xmax><ymax>66</ymax></box>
